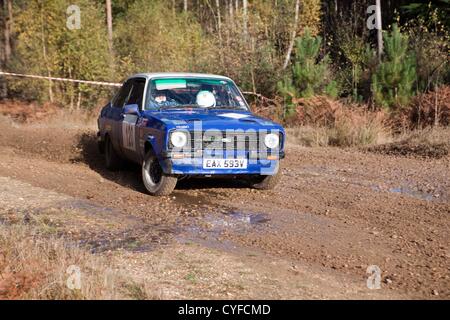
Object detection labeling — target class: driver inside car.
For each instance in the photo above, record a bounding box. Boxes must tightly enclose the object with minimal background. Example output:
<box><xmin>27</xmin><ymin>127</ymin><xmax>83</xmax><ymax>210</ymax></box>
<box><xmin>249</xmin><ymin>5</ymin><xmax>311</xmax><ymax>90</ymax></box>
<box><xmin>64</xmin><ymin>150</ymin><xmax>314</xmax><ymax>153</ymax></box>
<box><xmin>151</xmin><ymin>90</ymin><xmax>179</xmax><ymax>108</ymax></box>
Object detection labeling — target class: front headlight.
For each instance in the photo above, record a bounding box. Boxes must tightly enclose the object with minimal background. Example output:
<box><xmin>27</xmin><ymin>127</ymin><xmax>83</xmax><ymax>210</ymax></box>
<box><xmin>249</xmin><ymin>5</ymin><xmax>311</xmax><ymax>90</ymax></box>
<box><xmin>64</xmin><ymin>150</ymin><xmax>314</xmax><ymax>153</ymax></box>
<box><xmin>264</xmin><ymin>133</ymin><xmax>280</xmax><ymax>149</ymax></box>
<box><xmin>170</xmin><ymin>131</ymin><xmax>188</xmax><ymax>148</ymax></box>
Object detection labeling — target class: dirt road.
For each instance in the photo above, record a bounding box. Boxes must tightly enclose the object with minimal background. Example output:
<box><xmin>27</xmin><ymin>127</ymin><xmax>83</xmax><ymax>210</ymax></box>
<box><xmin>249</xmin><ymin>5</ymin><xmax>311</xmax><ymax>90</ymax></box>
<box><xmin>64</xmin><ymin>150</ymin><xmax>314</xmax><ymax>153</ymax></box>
<box><xmin>0</xmin><ymin>120</ymin><xmax>448</xmax><ymax>299</ymax></box>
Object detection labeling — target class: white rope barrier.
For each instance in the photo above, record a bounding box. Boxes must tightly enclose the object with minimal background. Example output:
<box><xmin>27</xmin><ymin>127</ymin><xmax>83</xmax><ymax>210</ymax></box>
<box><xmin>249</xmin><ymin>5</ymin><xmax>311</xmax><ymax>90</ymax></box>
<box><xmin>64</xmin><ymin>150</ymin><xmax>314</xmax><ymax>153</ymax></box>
<box><xmin>0</xmin><ymin>71</ymin><xmax>269</xmax><ymax>99</ymax></box>
<box><xmin>0</xmin><ymin>71</ymin><xmax>121</xmax><ymax>87</ymax></box>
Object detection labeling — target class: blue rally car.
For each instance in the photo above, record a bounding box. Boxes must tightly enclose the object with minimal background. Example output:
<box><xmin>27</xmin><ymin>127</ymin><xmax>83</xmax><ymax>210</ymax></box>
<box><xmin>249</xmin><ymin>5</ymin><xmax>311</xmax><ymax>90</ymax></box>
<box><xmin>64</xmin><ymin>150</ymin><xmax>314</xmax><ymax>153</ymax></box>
<box><xmin>97</xmin><ymin>73</ymin><xmax>285</xmax><ymax>196</ymax></box>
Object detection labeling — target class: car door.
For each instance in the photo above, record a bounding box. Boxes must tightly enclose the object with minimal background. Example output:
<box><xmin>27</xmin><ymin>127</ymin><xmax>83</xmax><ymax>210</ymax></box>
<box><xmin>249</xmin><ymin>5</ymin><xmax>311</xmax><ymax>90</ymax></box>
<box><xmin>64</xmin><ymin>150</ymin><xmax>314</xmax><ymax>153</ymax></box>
<box><xmin>107</xmin><ymin>80</ymin><xmax>133</xmax><ymax>154</ymax></box>
<box><xmin>120</xmin><ymin>78</ymin><xmax>146</xmax><ymax>162</ymax></box>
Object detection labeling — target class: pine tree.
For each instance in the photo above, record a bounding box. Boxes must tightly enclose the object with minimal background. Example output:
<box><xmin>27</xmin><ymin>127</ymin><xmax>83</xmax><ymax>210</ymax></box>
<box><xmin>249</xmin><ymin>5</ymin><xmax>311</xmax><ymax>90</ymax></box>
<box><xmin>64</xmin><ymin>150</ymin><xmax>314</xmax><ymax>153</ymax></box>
<box><xmin>371</xmin><ymin>24</ymin><xmax>416</xmax><ymax>109</ymax></box>
<box><xmin>278</xmin><ymin>29</ymin><xmax>337</xmax><ymax>116</ymax></box>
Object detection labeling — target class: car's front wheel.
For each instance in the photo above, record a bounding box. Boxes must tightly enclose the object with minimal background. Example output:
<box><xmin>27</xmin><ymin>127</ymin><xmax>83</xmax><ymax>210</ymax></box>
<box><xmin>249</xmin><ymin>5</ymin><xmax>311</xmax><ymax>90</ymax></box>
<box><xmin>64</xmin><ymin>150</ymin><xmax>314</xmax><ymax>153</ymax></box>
<box><xmin>250</xmin><ymin>172</ymin><xmax>281</xmax><ymax>190</ymax></box>
<box><xmin>142</xmin><ymin>152</ymin><xmax>177</xmax><ymax>196</ymax></box>
<box><xmin>249</xmin><ymin>163</ymin><xmax>282</xmax><ymax>190</ymax></box>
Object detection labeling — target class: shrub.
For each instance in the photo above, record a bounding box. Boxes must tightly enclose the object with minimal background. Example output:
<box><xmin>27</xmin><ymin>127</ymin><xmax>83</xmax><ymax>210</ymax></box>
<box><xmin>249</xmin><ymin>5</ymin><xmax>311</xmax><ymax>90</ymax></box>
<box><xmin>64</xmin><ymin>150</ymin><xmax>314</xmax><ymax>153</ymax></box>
<box><xmin>283</xmin><ymin>96</ymin><xmax>389</xmax><ymax>147</ymax></box>
<box><xmin>278</xmin><ymin>29</ymin><xmax>337</xmax><ymax>117</ymax></box>
<box><xmin>371</xmin><ymin>24</ymin><xmax>417</xmax><ymax>110</ymax></box>
<box><xmin>401</xmin><ymin>85</ymin><xmax>450</xmax><ymax>129</ymax></box>
<box><xmin>402</xmin><ymin>15</ymin><xmax>450</xmax><ymax>94</ymax></box>
<box><xmin>328</xmin><ymin>113</ymin><xmax>388</xmax><ymax>147</ymax></box>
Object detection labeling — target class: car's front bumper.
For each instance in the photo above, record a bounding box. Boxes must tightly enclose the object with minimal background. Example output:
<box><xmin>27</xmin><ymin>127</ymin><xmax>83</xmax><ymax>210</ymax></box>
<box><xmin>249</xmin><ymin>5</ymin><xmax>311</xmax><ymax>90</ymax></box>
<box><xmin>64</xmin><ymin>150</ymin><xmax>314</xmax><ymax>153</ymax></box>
<box><xmin>159</xmin><ymin>150</ymin><xmax>283</xmax><ymax>176</ymax></box>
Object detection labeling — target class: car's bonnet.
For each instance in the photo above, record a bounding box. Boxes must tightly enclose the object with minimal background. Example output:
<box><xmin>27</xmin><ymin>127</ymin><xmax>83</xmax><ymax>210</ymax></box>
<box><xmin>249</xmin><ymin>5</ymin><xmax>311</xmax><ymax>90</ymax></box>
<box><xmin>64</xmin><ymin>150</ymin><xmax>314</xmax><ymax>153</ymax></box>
<box><xmin>143</xmin><ymin>109</ymin><xmax>283</xmax><ymax>131</ymax></box>
<box><xmin>142</xmin><ymin>109</ymin><xmax>279</xmax><ymax>129</ymax></box>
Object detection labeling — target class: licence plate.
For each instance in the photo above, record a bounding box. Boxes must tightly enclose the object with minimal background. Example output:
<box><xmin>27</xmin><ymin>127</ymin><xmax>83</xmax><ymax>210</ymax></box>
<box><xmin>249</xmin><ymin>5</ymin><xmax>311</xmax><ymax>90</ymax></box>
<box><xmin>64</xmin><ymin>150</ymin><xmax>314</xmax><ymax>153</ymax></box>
<box><xmin>203</xmin><ymin>158</ymin><xmax>248</xmax><ymax>169</ymax></box>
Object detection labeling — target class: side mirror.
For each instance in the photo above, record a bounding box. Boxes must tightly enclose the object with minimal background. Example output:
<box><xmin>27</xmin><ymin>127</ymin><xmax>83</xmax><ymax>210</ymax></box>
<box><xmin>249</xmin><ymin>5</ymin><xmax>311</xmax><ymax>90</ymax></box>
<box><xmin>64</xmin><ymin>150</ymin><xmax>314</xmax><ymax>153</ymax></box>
<box><xmin>123</xmin><ymin>104</ymin><xmax>140</xmax><ymax>116</ymax></box>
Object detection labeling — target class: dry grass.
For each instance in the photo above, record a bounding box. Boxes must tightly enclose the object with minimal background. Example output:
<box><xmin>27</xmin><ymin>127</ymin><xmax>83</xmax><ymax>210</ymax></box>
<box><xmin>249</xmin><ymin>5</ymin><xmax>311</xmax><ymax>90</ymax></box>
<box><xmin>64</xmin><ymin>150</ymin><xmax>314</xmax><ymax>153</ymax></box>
<box><xmin>0</xmin><ymin>100</ymin><xmax>97</xmax><ymax>129</ymax></box>
<box><xmin>328</xmin><ymin>114</ymin><xmax>390</xmax><ymax>147</ymax></box>
<box><xmin>0</xmin><ymin>222</ymin><xmax>154</xmax><ymax>300</ymax></box>
<box><xmin>286</xmin><ymin>115</ymin><xmax>390</xmax><ymax>148</ymax></box>
<box><xmin>258</xmin><ymin>95</ymin><xmax>391</xmax><ymax>148</ymax></box>
<box><xmin>368</xmin><ymin>126</ymin><xmax>450</xmax><ymax>159</ymax></box>
<box><xmin>286</xmin><ymin>126</ymin><xmax>331</xmax><ymax>147</ymax></box>
<box><xmin>392</xmin><ymin>85</ymin><xmax>450</xmax><ymax>129</ymax></box>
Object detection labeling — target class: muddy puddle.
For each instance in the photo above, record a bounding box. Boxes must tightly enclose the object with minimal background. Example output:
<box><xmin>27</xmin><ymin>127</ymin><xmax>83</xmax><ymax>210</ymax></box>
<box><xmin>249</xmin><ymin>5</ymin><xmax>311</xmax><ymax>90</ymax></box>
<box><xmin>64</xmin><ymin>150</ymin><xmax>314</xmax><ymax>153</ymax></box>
<box><xmin>202</xmin><ymin>211</ymin><xmax>271</xmax><ymax>233</ymax></box>
<box><xmin>81</xmin><ymin>209</ymin><xmax>272</xmax><ymax>254</ymax></box>
<box><xmin>370</xmin><ymin>182</ymin><xmax>448</xmax><ymax>202</ymax></box>
<box><xmin>372</xmin><ymin>186</ymin><xmax>435</xmax><ymax>201</ymax></box>
<box><xmin>176</xmin><ymin>210</ymin><xmax>271</xmax><ymax>252</ymax></box>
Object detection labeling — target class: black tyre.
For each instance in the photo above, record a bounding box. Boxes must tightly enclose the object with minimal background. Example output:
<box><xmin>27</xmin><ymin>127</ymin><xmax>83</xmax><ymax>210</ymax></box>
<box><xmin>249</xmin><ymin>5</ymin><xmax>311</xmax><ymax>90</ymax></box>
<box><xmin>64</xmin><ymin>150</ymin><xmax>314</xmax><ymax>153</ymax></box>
<box><xmin>98</xmin><ymin>138</ymin><xmax>105</xmax><ymax>154</ymax></box>
<box><xmin>142</xmin><ymin>152</ymin><xmax>177</xmax><ymax>196</ymax></box>
<box><xmin>104</xmin><ymin>136</ymin><xmax>124</xmax><ymax>170</ymax></box>
<box><xmin>250</xmin><ymin>163</ymin><xmax>282</xmax><ymax>190</ymax></box>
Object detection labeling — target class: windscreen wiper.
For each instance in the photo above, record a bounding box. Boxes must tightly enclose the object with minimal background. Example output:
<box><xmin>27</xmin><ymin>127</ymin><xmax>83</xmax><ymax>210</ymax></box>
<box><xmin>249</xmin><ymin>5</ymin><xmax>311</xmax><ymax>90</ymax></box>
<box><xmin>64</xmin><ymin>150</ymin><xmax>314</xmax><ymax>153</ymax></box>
<box><xmin>159</xmin><ymin>104</ymin><xmax>201</xmax><ymax>109</ymax></box>
<box><xmin>207</xmin><ymin>105</ymin><xmax>244</xmax><ymax>110</ymax></box>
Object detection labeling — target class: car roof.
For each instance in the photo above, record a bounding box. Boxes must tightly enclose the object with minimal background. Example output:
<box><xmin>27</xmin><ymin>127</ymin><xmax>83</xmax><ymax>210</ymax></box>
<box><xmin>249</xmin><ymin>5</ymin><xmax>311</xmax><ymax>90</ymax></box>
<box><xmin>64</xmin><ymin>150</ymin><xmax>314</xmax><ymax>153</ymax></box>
<box><xmin>126</xmin><ymin>72</ymin><xmax>232</xmax><ymax>82</ymax></box>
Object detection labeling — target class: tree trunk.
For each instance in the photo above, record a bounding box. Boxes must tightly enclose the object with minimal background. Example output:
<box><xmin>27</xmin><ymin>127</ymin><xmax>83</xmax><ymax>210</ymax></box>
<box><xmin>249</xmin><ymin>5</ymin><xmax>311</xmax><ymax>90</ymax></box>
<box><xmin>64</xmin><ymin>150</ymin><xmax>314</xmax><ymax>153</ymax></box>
<box><xmin>229</xmin><ymin>0</ymin><xmax>234</xmax><ymax>21</ymax></box>
<box><xmin>40</xmin><ymin>10</ymin><xmax>53</xmax><ymax>103</ymax></box>
<box><xmin>242</xmin><ymin>0</ymin><xmax>248</xmax><ymax>39</ymax></box>
<box><xmin>434</xmin><ymin>83</ymin><xmax>439</xmax><ymax>127</ymax></box>
<box><xmin>216</xmin><ymin>0</ymin><xmax>222</xmax><ymax>42</ymax></box>
<box><xmin>106</xmin><ymin>0</ymin><xmax>114</xmax><ymax>58</ymax></box>
<box><xmin>76</xmin><ymin>89</ymin><xmax>82</xmax><ymax>110</ymax></box>
<box><xmin>282</xmin><ymin>0</ymin><xmax>300</xmax><ymax>70</ymax></box>
<box><xmin>184</xmin><ymin>0</ymin><xmax>188</xmax><ymax>12</ymax></box>
<box><xmin>376</xmin><ymin>0</ymin><xmax>383</xmax><ymax>60</ymax></box>
<box><xmin>4</xmin><ymin>0</ymin><xmax>11</xmax><ymax>61</ymax></box>
<box><xmin>0</xmin><ymin>0</ymin><xmax>12</xmax><ymax>98</ymax></box>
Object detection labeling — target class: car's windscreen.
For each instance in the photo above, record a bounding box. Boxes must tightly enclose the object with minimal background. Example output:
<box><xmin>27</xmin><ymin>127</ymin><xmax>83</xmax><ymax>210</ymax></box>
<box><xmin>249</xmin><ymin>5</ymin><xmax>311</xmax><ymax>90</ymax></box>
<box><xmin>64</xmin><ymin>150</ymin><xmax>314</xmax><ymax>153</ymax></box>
<box><xmin>144</xmin><ymin>78</ymin><xmax>249</xmax><ymax>110</ymax></box>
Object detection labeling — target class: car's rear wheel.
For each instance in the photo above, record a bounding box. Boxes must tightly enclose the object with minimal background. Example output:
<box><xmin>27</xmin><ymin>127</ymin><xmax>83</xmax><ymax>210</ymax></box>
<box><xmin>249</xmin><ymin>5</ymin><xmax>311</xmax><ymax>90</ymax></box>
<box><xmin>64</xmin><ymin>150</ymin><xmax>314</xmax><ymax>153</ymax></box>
<box><xmin>142</xmin><ymin>152</ymin><xmax>177</xmax><ymax>196</ymax></box>
<box><xmin>104</xmin><ymin>136</ymin><xmax>124</xmax><ymax>170</ymax></box>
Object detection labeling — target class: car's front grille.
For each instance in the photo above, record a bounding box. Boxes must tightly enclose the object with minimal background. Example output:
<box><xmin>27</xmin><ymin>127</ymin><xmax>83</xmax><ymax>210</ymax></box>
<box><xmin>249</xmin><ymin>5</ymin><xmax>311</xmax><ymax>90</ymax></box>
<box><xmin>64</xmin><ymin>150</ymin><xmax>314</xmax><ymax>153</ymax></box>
<box><xmin>188</xmin><ymin>131</ymin><xmax>264</xmax><ymax>152</ymax></box>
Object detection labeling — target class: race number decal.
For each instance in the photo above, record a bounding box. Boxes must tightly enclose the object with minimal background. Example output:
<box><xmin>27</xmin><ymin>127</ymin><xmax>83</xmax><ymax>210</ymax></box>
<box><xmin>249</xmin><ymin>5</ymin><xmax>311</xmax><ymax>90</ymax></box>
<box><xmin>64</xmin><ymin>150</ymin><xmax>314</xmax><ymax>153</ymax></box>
<box><xmin>122</xmin><ymin>115</ymin><xmax>138</xmax><ymax>151</ymax></box>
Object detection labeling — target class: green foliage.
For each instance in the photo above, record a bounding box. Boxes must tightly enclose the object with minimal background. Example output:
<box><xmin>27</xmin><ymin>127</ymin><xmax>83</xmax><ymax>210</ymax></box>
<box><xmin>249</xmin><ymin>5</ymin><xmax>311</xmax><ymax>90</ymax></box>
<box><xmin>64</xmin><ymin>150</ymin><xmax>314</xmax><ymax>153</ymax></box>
<box><xmin>401</xmin><ymin>13</ymin><xmax>450</xmax><ymax>93</ymax></box>
<box><xmin>401</xmin><ymin>0</ymin><xmax>450</xmax><ymax>30</ymax></box>
<box><xmin>12</xmin><ymin>0</ymin><xmax>111</xmax><ymax>109</ymax></box>
<box><xmin>371</xmin><ymin>25</ymin><xmax>417</xmax><ymax>109</ymax></box>
<box><xmin>278</xmin><ymin>29</ymin><xmax>337</xmax><ymax>116</ymax></box>
<box><xmin>114</xmin><ymin>0</ymin><xmax>212</xmax><ymax>77</ymax></box>
<box><xmin>332</xmin><ymin>2</ymin><xmax>377</xmax><ymax>102</ymax></box>
<box><xmin>2</xmin><ymin>0</ymin><xmax>449</xmax><ymax>111</ymax></box>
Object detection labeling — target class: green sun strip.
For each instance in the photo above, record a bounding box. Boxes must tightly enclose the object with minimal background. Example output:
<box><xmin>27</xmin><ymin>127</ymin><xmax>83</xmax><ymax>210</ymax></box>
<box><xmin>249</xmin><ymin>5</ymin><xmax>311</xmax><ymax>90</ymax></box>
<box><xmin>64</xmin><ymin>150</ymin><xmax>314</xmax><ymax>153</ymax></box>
<box><xmin>193</xmin><ymin>79</ymin><xmax>225</xmax><ymax>86</ymax></box>
<box><xmin>154</xmin><ymin>79</ymin><xmax>187</xmax><ymax>90</ymax></box>
<box><xmin>153</xmin><ymin>78</ymin><xmax>226</xmax><ymax>90</ymax></box>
